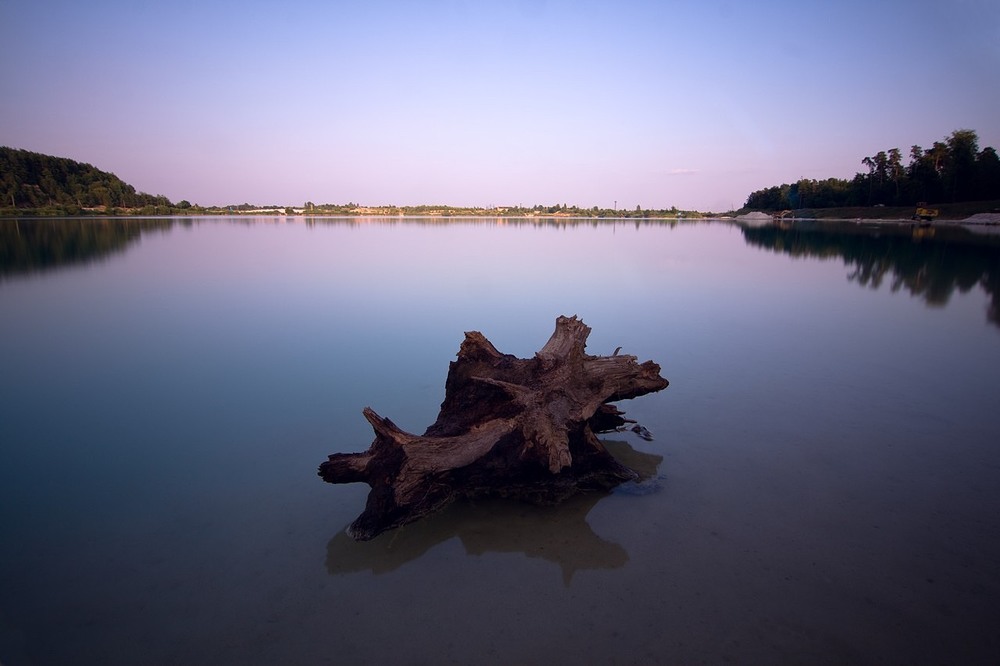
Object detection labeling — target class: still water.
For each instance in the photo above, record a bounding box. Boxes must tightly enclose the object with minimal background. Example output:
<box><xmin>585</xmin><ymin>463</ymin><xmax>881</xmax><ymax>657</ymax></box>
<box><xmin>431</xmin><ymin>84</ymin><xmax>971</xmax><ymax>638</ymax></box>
<box><xmin>1</xmin><ymin>216</ymin><xmax>999</xmax><ymax>664</ymax></box>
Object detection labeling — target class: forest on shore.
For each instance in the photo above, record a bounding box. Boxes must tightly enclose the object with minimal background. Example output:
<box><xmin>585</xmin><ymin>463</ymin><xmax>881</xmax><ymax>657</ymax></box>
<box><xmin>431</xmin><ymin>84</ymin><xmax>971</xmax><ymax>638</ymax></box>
<box><xmin>744</xmin><ymin>129</ymin><xmax>1000</xmax><ymax>211</ymax></box>
<box><xmin>0</xmin><ymin>147</ymin><xmax>182</xmax><ymax>215</ymax></box>
<box><xmin>0</xmin><ymin>147</ymin><xmax>701</xmax><ymax>218</ymax></box>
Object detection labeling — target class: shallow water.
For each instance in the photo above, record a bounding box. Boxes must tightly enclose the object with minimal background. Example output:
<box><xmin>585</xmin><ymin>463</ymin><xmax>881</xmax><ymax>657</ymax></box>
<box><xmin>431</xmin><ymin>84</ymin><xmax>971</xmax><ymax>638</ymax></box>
<box><xmin>1</xmin><ymin>216</ymin><xmax>999</xmax><ymax>664</ymax></box>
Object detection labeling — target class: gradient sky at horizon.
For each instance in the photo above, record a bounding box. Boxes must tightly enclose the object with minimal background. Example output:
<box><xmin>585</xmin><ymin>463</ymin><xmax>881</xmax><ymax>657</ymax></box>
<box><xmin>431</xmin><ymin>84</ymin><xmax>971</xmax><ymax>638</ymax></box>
<box><xmin>2</xmin><ymin>0</ymin><xmax>998</xmax><ymax>211</ymax></box>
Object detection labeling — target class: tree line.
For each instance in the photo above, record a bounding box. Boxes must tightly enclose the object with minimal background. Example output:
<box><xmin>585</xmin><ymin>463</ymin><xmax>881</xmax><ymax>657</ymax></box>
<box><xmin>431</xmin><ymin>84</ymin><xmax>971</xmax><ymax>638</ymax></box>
<box><xmin>745</xmin><ymin>129</ymin><xmax>1000</xmax><ymax>211</ymax></box>
<box><xmin>1</xmin><ymin>147</ymin><xmax>700</xmax><ymax>217</ymax></box>
<box><xmin>0</xmin><ymin>147</ymin><xmax>181</xmax><ymax>215</ymax></box>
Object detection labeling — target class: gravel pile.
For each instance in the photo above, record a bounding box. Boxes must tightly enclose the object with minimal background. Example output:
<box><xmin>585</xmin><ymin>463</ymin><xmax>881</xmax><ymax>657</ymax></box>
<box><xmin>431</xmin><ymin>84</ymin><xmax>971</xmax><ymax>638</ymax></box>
<box><xmin>962</xmin><ymin>213</ymin><xmax>1000</xmax><ymax>225</ymax></box>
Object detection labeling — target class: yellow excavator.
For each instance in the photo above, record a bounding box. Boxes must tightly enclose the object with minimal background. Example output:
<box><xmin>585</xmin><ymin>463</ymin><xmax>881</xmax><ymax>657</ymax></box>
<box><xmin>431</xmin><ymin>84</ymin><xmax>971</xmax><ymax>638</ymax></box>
<box><xmin>912</xmin><ymin>202</ymin><xmax>939</xmax><ymax>223</ymax></box>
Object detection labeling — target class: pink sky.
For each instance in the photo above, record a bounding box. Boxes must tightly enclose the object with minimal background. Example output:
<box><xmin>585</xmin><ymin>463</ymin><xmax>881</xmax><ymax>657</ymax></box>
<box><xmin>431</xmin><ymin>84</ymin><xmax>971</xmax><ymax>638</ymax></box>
<box><xmin>2</xmin><ymin>0</ymin><xmax>998</xmax><ymax>211</ymax></box>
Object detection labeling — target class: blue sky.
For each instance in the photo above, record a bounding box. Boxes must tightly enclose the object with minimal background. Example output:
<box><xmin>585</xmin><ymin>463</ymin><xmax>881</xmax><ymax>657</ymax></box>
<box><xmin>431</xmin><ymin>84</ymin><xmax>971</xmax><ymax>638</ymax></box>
<box><xmin>2</xmin><ymin>0</ymin><xmax>998</xmax><ymax>211</ymax></box>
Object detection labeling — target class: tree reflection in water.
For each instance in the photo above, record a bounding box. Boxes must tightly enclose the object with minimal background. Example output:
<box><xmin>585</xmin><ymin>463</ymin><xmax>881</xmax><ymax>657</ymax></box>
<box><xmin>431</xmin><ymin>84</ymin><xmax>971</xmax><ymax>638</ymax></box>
<box><xmin>9</xmin><ymin>217</ymin><xmax>998</xmax><ymax>328</ymax></box>
<box><xmin>0</xmin><ymin>217</ymin><xmax>174</xmax><ymax>279</ymax></box>
<box><xmin>741</xmin><ymin>221</ymin><xmax>1000</xmax><ymax>327</ymax></box>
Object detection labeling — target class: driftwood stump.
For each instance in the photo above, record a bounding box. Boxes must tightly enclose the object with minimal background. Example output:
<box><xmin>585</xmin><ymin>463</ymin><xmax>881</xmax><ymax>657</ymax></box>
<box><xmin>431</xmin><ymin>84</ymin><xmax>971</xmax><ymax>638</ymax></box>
<box><xmin>319</xmin><ymin>315</ymin><xmax>669</xmax><ymax>540</ymax></box>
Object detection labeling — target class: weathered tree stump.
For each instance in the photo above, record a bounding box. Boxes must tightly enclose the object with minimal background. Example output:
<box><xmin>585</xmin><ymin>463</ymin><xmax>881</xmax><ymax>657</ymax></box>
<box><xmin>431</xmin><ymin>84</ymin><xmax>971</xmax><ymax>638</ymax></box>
<box><xmin>319</xmin><ymin>315</ymin><xmax>669</xmax><ymax>540</ymax></box>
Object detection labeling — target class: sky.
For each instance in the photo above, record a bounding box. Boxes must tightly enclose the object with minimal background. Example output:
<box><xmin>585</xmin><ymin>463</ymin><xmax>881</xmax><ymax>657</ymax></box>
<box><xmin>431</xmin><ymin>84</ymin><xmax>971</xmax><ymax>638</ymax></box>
<box><xmin>2</xmin><ymin>0</ymin><xmax>999</xmax><ymax>212</ymax></box>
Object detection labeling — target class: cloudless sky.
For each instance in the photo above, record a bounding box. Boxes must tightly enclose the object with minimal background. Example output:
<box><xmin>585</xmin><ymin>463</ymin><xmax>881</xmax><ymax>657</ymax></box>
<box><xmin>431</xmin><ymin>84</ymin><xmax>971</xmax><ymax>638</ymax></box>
<box><xmin>2</xmin><ymin>0</ymin><xmax>998</xmax><ymax>211</ymax></box>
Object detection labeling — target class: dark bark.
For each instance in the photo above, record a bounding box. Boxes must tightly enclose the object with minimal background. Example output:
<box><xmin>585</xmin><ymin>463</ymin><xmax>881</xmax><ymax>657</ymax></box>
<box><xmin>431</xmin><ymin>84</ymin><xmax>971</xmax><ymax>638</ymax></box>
<box><xmin>319</xmin><ymin>315</ymin><xmax>669</xmax><ymax>540</ymax></box>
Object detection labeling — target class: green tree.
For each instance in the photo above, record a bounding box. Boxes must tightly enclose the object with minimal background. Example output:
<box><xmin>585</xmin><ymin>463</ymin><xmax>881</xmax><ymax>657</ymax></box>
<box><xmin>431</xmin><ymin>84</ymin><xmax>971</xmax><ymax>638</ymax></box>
<box><xmin>861</xmin><ymin>154</ymin><xmax>878</xmax><ymax>204</ymax></box>
<box><xmin>944</xmin><ymin>129</ymin><xmax>979</xmax><ymax>202</ymax></box>
<box><xmin>906</xmin><ymin>144</ymin><xmax>942</xmax><ymax>203</ymax></box>
<box><xmin>887</xmin><ymin>148</ymin><xmax>903</xmax><ymax>203</ymax></box>
<box><xmin>976</xmin><ymin>147</ymin><xmax>1000</xmax><ymax>200</ymax></box>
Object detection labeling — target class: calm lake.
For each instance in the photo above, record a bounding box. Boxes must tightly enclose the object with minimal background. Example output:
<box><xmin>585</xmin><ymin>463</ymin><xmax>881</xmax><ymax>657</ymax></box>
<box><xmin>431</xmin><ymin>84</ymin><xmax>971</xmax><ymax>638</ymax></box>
<box><xmin>2</xmin><ymin>216</ymin><xmax>999</xmax><ymax>665</ymax></box>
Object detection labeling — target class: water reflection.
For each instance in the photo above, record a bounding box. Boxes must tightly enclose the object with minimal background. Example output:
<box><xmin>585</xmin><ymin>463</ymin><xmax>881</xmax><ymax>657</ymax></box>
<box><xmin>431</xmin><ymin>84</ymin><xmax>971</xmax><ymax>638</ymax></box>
<box><xmin>12</xmin><ymin>216</ymin><xmax>998</xmax><ymax>328</ymax></box>
<box><xmin>0</xmin><ymin>217</ymin><xmax>173</xmax><ymax>279</ymax></box>
<box><xmin>741</xmin><ymin>221</ymin><xmax>1000</xmax><ymax>326</ymax></box>
<box><xmin>301</xmin><ymin>215</ymin><xmax>689</xmax><ymax>231</ymax></box>
<box><xmin>325</xmin><ymin>441</ymin><xmax>662</xmax><ymax>585</ymax></box>
<box><xmin>0</xmin><ymin>215</ymin><xmax>692</xmax><ymax>280</ymax></box>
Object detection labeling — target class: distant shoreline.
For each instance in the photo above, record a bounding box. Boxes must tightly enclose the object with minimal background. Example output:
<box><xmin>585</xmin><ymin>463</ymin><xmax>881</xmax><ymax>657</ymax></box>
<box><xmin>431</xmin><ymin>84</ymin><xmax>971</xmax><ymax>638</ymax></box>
<box><xmin>4</xmin><ymin>213</ymin><xmax>998</xmax><ymax>231</ymax></box>
<box><xmin>4</xmin><ymin>199</ymin><xmax>998</xmax><ymax>222</ymax></box>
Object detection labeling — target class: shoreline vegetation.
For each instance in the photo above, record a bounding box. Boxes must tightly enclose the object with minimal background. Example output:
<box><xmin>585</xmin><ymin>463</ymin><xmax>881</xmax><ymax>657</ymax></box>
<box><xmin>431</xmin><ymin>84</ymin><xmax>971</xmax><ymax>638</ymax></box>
<box><xmin>3</xmin><ymin>201</ymin><xmax>1000</xmax><ymax>222</ymax></box>
<box><xmin>2</xmin><ymin>127</ymin><xmax>999</xmax><ymax>222</ymax></box>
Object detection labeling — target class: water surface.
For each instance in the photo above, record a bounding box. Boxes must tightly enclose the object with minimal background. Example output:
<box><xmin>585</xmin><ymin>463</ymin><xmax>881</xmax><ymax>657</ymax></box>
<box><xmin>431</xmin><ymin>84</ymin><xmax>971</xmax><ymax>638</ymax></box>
<box><xmin>1</xmin><ymin>216</ymin><xmax>999</xmax><ymax>664</ymax></box>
